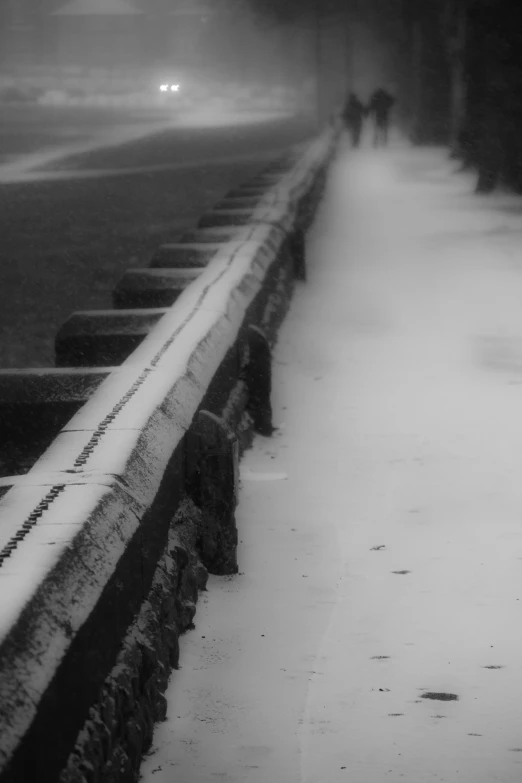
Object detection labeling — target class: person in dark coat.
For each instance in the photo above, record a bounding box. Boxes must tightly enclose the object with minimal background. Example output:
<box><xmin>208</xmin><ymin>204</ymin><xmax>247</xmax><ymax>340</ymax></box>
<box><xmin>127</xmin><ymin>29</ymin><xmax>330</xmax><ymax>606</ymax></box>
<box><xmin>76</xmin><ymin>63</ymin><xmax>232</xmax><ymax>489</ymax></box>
<box><xmin>342</xmin><ymin>92</ymin><xmax>366</xmax><ymax>148</ymax></box>
<box><xmin>368</xmin><ymin>88</ymin><xmax>396</xmax><ymax>147</ymax></box>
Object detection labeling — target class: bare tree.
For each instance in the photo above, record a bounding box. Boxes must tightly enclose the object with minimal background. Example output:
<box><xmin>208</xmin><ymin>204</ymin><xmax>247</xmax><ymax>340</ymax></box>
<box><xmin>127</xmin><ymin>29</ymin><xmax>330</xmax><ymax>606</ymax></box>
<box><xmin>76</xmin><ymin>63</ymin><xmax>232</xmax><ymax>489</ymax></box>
<box><xmin>438</xmin><ymin>0</ymin><xmax>467</xmax><ymax>155</ymax></box>
<box><xmin>227</xmin><ymin>0</ymin><xmax>350</xmax><ymax>126</ymax></box>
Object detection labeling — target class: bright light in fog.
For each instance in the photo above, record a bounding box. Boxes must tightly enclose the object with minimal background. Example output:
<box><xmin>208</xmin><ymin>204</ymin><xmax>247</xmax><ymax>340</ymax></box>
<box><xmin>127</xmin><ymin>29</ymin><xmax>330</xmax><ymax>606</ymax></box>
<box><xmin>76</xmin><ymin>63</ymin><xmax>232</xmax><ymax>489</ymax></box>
<box><xmin>159</xmin><ymin>83</ymin><xmax>180</xmax><ymax>93</ymax></box>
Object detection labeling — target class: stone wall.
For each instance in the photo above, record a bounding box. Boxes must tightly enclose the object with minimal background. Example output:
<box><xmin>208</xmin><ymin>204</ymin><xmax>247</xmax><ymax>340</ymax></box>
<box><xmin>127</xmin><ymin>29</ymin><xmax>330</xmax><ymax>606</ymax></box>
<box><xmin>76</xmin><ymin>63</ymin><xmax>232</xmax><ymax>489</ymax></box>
<box><xmin>0</xmin><ymin>125</ymin><xmax>341</xmax><ymax>783</ymax></box>
<box><xmin>59</xmin><ymin>499</ymin><xmax>208</xmax><ymax>783</ymax></box>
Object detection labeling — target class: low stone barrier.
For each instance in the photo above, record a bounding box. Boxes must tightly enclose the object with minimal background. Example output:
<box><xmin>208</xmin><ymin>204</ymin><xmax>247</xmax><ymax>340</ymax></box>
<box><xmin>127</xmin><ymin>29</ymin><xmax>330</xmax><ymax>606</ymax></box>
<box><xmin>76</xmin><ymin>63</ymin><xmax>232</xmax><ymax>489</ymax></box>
<box><xmin>0</xmin><ymin>119</ymin><xmax>341</xmax><ymax>783</ymax></box>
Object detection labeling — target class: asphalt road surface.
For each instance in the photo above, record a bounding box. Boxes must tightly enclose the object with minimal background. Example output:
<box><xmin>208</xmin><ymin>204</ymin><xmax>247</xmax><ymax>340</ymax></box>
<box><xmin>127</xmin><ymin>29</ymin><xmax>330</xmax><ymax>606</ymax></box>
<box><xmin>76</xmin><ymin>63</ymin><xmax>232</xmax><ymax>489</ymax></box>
<box><xmin>0</xmin><ymin>104</ymin><xmax>177</xmax><ymax>165</ymax></box>
<box><xmin>0</xmin><ymin>105</ymin><xmax>316</xmax><ymax>368</ymax></box>
<box><xmin>0</xmin><ymin>104</ymin><xmax>317</xmax><ymax>177</ymax></box>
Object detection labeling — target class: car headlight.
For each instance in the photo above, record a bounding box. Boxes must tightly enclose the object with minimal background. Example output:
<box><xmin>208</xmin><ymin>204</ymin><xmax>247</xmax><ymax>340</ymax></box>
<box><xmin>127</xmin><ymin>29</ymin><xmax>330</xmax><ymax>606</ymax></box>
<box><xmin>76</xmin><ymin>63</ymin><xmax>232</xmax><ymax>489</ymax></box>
<box><xmin>159</xmin><ymin>83</ymin><xmax>180</xmax><ymax>93</ymax></box>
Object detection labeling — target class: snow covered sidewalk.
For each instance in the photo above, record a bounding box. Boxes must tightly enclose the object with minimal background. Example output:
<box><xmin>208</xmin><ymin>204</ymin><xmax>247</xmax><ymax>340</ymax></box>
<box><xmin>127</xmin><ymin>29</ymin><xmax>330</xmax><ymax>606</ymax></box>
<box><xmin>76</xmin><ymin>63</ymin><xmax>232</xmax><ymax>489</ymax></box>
<box><xmin>141</xmin><ymin>141</ymin><xmax>522</xmax><ymax>783</ymax></box>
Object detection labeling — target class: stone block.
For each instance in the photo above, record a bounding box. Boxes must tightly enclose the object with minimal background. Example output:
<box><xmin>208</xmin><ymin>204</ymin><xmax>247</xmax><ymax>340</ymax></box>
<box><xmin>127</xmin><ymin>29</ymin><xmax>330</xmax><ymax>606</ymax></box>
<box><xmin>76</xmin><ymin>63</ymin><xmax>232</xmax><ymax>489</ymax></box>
<box><xmin>112</xmin><ymin>269</ymin><xmax>202</xmax><ymax>309</ymax></box>
<box><xmin>246</xmin><ymin>173</ymin><xmax>283</xmax><ymax>186</ymax></box>
<box><xmin>55</xmin><ymin>309</ymin><xmax>168</xmax><ymax>367</ymax></box>
<box><xmin>244</xmin><ymin>325</ymin><xmax>274</xmax><ymax>436</ymax></box>
<box><xmin>225</xmin><ymin>186</ymin><xmax>269</xmax><ymax>199</ymax></box>
<box><xmin>287</xmin><ymin>229</ymin><xmax>307</xmax><ymax>282</ymax></box>
<box><xmin>197</xmin><ymin>208</ymin><xmax>255</xmax><ymax>229</ymax></box>
<box><xmin>148</xmin><ymin>243</ymin><xmax>223</xmax><ymax>269</ymax></box>
<box><xmin>177</xmin><ymin>226</ymin><xmax>248</xmax><ymax>243</ymax></box>
<box><xmin>0</xmin><ymin>368</ymin><xmax>110</xmax><ymax>478</ymax></box>
<box><xmin>212</xmin><ymin>196</ymin><xmax>263</xmax><ymax>210</ymax></box>
<box><xmin>57</xmin><ymin>499</ymin><xmax>207</xmax><ymax>783</ymax></box>
<box><xmin>186</xmin><ymin>410</ymin><xmax>239</xmax><ymax>575</ymax></box>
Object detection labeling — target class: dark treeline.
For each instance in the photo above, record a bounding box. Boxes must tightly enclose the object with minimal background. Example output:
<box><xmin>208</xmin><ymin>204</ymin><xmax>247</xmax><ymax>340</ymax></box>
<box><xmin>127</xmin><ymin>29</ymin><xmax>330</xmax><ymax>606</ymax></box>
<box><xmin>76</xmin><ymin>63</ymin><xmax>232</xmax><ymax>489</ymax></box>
<box><xmin>460</xmin><ymin>1</ymin><xmax>522</xmax><ymax>193</ymax></box>
<box><xmin>403</xmin><ymin>0</ymin><xmax>522</xmax><ymax>194</ymax></box>
<box><xmin>5</xmin><ymin>0</ymin><xmax>522</xmax><ymax>196</ymax></box>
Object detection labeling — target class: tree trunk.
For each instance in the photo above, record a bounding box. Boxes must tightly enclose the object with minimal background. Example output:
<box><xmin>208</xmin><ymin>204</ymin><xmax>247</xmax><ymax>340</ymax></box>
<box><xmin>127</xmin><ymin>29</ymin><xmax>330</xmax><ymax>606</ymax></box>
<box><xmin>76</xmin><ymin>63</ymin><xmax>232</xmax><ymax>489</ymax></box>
<box><xmin>448</xmin><ymin>3</ymin><xmax>467</xmax><ymax>155</ymax></box>
<box><xmin>475</xmin><ymin>110</ymin><xmax>503</xmax><ymax>193</ymax></box>
<box><xmin>471</xmin><ymin>2</ymin><xmax>510</xmax><ymax>194</ymax></box>
<box><xmin>314</xmin><ymin>0</ymin><xmax>323</xmax><ymax>129</ymax></box>
<box><xmin>410</xmin><ymin>16</ymin><xmax>423</xmax><ymax>143</ymax></box>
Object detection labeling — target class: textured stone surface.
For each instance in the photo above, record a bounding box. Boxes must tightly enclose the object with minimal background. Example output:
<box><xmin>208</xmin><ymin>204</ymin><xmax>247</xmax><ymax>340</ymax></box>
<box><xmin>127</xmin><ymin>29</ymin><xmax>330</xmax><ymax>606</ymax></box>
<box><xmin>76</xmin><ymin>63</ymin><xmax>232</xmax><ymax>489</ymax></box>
<box><xmin>225</xmin><ymin>186</ymin><xmax>269</xmax><ymax>199</ymax></box>
<box><xmin>186</xmin><ymin>411</ymin><xmax>239</xmax><ymax>575</ymax></box>
<box><xmin>55</xmin><ymin>309</ymin><xmax>168</xmax><ymax>367</ymax></box>
<box><xmin>198</xmin><ymin>208</ymin><xmax>255</xmax><ymax>228</ymax></box>
<box><xmin>0</xmin><ymin>123</ymin><xmax>341</xmax><ymax>783</ymax></box>
<box><xmin>112</xmin><ymin>269</ymin><xmax>202</xmax><ymax>309</ymax></box>
<box><xmin>59</xmin><ymin>498</ymin><xmax>208</xmax><ymax>783</ymax></box>
<box><xmin>213</xmin><ymin>196</ymin><xmax>264</xmax><ymax>210</ymax></box>
<box><xmin>244</xmin><ymin>325</ymin><xmax>274</xmax><ymax>436</ymax></box>
<box><xmin>148</xmin><ymin>243</ymin><xmax>223</xmax><ymax>269</ymax></box>
<box><xmin>177</xmin><ymin>227</ymin><xmax>248</xmax><ymax>244</ymax></box>
<box><xmin>56</xmin><ymin>236</ymin><xmax>297</xmax><ymax>783</ymax></box>
<box><xmin>0</xmin><ymin>368</ymin><xmax>110</xmax><ymax>478</ymax></box>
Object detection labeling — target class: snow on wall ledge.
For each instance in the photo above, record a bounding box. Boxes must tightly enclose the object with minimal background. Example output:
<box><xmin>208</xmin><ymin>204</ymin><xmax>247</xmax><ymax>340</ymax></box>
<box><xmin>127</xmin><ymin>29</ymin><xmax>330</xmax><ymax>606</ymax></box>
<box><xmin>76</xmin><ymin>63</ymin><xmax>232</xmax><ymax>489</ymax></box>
<box><xmin>0</xmin><ymin>120</ymin><xmax>342</xmax><ymax>783</ymax></box>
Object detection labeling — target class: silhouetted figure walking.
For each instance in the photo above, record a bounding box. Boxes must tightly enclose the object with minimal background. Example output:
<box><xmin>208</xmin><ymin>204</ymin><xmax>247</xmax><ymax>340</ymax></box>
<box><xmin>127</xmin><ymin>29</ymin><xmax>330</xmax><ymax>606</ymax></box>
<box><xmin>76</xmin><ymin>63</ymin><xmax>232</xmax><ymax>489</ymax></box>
<box><xmin>342</xmin><ymin>92</ymin><xmax>366</xmax><ymax>148</ymax></box>
<box><xmin>368</xmin><ymin>88</ymin><xmax>396</xmax><ymax>147</ymax></box>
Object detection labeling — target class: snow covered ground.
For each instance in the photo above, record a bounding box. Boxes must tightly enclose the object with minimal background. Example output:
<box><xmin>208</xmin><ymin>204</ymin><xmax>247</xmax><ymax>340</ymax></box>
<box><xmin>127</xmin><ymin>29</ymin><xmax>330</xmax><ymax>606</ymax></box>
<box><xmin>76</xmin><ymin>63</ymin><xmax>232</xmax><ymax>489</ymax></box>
<box><xmin>140</xmin><ymin>133</ymin><xmax>522</xmax><ymax>783</ymax></box>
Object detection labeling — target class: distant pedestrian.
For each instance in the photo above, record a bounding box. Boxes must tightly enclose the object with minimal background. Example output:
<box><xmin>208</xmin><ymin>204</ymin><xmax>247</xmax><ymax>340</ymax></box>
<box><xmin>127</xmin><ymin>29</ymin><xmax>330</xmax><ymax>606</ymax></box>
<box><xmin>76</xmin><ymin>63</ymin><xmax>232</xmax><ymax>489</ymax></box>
<box><xmin>342</xmin><ymin>92</ymin><xmax>366</xmax><ymax>148</ymax></box>
<box><xmin>368</xmin><ymin>88</ymin><xmax>396</xmax><ymax>147</ymax></box>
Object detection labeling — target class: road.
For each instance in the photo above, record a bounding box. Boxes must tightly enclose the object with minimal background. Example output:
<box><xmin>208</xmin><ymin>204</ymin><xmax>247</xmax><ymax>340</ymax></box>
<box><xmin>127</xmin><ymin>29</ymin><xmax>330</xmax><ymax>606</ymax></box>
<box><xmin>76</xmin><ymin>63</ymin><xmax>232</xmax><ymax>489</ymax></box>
<box><xmin>0</xmin><ymin>104</ymin><xmax>177</xmax><ymax>166</ymax></box>
<box><xmin>0</xmin><ymin>104</ymin><xmax>315</xmax><ymax>180</ymax></box>
<box><xmin>0</xmin><ymin>106</ymin><xmax>315</xmax><ymax>368</ymax></box>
